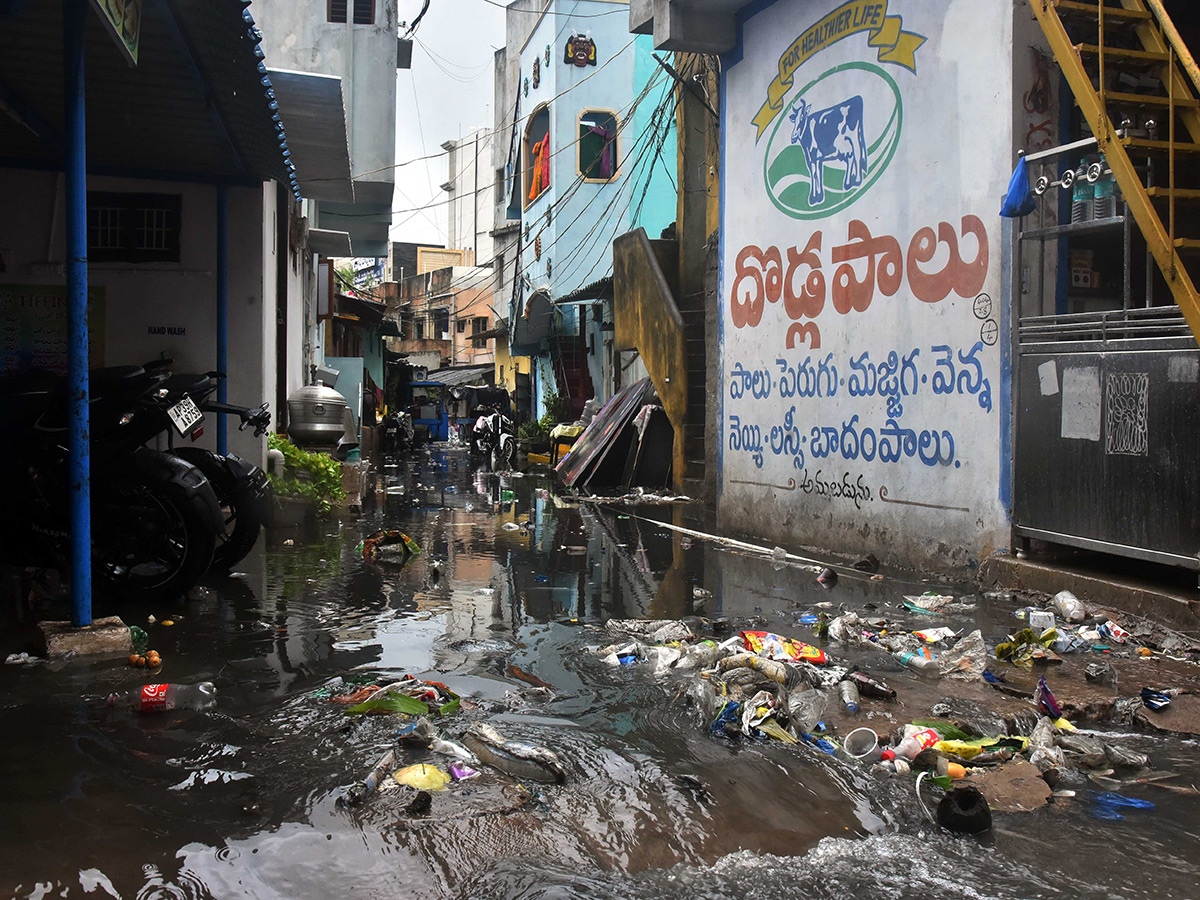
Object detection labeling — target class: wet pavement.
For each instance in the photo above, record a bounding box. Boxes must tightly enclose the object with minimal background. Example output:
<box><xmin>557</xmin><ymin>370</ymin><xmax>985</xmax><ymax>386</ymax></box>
<box><xmin>2</xmin><ymin>447</ymin><xmax>1199</xmax><ymax>900</ymax></box>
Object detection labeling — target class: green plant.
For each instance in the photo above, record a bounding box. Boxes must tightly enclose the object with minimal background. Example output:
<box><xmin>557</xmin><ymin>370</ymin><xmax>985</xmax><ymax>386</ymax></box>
<box><xmin>517</xmin><ymin>418</ymin><xmax>547</xmax><ymax>441</ymax></box>
<box><xmin>267</xmin><ymin>433</ymin><xmax>346</xmax><ymax>515</ymax></box>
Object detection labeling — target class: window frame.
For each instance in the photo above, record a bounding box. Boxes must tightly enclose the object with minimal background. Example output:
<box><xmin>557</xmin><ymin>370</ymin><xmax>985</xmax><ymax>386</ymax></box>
<box><xmin>329</xmin><ymin>0</ymin><xmax>372</xmax><ymax>24</ymax></box>
<box><xmin>522</xmin><ymin>103</ymin><xmax>551</xmax><ymax>208</ymax></box>
<box><xmin>86</xmin><ymin>191</ymin><xmax>182</xmax><ymax>264</ymax></box>
<box><xmin>576</xmin><ymin>109</ymin><xmax>620</xmax><ymax>183</ymax></box>
<box><xmin>327</xmin><ymin>0</ymin><xmax>347</xmax><ymax>23</ymax></box>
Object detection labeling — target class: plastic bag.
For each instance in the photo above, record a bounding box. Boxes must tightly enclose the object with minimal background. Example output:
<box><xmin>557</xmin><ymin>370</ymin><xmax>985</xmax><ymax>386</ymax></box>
<box><xmin>1057</xmin><ymin>733</ymin><xmax>1107</xmax><ymax>768</ymax></box>
<box><xmin>787</xmin><ymin>688</ymin><xmax>829</xmax><ymax>734</ymax></box>
<box><xmin>938</xmin><ymin>629</ymin><xmax>986</xmax><ymax>679</ymax></box>
<box><xmin>1000</xmin><ymin>156</ymin><xmax>1038</xmax><ymax>217</ymax></box>
<box><xmin>1029</xmin><ymin>717</ymin><xmax>1064</xmax><ymax>772</ymax></box>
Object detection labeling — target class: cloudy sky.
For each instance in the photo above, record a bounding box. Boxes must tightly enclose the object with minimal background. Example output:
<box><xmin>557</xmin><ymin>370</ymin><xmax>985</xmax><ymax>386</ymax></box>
<box><xmin>390</xmin><ymin>0</ymin><xmax>507</xmax><ymax>245</ymax></box>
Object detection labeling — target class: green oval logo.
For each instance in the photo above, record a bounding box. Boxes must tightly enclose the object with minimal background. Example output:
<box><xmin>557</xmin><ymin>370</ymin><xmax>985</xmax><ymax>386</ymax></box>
<box><xmin>764</xmin><ymin>61</ymin><xmax>902</xmax><ymax>220</ymax></box>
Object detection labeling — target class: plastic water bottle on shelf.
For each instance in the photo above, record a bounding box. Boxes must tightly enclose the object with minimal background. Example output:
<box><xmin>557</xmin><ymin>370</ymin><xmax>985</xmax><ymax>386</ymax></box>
<box><xmin>1093</xmin><ymin>158</ymin><xmax>1117</xmax><ymax>220</ymax></box>
<box><xmin>108</xmin><ymin>682</ymin><xmax>217</xmax><ymax>713</ymax></box>
<box><xmin>1071</xmin><ymin>163</ymin><xmax>1093</xmax><ymax>224</ymax></box>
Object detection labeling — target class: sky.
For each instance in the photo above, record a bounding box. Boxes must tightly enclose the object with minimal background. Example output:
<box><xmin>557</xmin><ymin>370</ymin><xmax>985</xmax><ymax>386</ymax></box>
<box><xmin>389</xmin><ymin>0</ymin><xmax>507</xmax><ymax>246</ymax></box>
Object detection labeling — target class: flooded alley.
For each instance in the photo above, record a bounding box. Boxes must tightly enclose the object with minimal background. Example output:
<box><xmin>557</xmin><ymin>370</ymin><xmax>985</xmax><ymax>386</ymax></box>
<box><xmin>3</xmin><ymin>448</ymin><xmax>1199</xmax><ymax>900</ymax></box>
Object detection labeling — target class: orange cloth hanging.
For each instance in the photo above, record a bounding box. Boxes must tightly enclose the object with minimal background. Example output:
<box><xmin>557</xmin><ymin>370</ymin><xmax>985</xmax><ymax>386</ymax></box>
<box><xmin>529</xmin><ymin>136</ymin><xmax>550</xmax><ymax>201</ymax></box>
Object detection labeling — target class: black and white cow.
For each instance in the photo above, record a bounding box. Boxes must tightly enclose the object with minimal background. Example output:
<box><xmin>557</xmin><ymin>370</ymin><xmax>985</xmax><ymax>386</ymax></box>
<box><xmin>788</xmin><ymin>95</ymin><xmax>868</xmax><ymax>205</ymax></box>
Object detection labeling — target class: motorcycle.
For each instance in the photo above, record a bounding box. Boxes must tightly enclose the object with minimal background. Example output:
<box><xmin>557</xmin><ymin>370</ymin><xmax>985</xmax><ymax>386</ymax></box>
<box><xmin>151</xmin><ymin>368</ymin><xmax>273</xmax><ymax>572</ymax></box>
<box><xmin>0</xmin><ymin>363</ymin><xmax>225</xmax><ymax>603</ymax></box>
<box><xmin>381</xmin><ymin>411</ymin><xmax>414</xmax><ymax>457</ymax></box>
<box><xmin>472</xmin><ymin>409</ymin><xmax>516</xmax><ymax>470</ymax></box>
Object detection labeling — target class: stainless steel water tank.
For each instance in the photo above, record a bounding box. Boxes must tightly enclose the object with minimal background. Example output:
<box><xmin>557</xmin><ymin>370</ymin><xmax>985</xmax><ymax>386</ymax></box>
<box><xmin>286</xmin><ymin>384</ymin><xmax>347</xmax><ymax>446</ymax></box>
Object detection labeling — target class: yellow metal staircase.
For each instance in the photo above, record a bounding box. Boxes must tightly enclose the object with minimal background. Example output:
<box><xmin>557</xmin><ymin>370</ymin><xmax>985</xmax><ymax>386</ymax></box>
<box><xmin>1032</xmin><ymin>0</ymin><xmax>1200</xmax><ymax>339</ymax></box>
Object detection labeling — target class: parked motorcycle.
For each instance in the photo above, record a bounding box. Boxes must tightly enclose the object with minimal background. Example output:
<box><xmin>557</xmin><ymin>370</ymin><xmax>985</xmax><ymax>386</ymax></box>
<box><xmin>472</xmin><ymin>409</ymin><xmax>516</xmax><ymax>470</ymax></box>
<box><xmin>381</xmin><ymin>411</ymin><xmax>414</xmax><ymax>457</ymax></box>
<box><xmin>152</xmin><ymin>368</ymin><xmax>273</xmax><ymax>571</ymax></box>
<box><xmin>0</xmin><ymin>364</ymin><xmax>224</xmax><ymax>603</ymax></box>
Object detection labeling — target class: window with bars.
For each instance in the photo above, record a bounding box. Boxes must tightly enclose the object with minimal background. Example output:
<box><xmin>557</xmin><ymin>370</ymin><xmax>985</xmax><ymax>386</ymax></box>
<box><xmin>328</xmin><ymin>0</ymin><xmax>373</xmax><ymax>24</ymax></box>
<box><xmin>471</xmin><ymin>316</ymin><xmax>489</xmax><ymax>348</ymax></box>
<box><xmin>87</xmin><ymin>192</ymin><xmax>181</xmax><ymax>263</ymax></box>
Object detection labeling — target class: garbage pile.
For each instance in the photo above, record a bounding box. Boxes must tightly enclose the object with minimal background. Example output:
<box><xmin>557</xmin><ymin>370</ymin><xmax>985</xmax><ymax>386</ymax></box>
<box><xmin>588</xmin><ymin>588</ymin><xmax>1198</xmax><ymax>832</ymax></box>
<box><xmin>315</xmin><ymin>673</ymin><xmax>566</xmax><ymax>812</ymax></box>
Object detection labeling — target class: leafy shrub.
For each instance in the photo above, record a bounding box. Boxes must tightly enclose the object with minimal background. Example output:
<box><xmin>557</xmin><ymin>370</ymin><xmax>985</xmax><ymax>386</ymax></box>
<box><xmin>267</xmin><ymin>433</ymin><xmax>346</xmax><ymax>515</ymax></box>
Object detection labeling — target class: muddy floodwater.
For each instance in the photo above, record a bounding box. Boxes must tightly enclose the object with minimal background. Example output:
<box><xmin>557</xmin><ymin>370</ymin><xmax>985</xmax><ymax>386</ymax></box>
<box><xmin>3</xmin><ymin>449</ymin><xmax>1199</xmax><ymax>900</ymax></box>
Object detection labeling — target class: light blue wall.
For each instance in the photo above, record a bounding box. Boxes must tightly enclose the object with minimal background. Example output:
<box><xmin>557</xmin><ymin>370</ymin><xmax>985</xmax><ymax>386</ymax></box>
<box><xmin>515</xmin><ymin>1</ymin><xmax>678</xmax><ymax>412</ymax></box>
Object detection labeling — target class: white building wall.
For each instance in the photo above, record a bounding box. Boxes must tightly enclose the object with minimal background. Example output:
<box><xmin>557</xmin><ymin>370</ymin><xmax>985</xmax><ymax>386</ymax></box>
<box><xmin>446</xmin><ymin>127</ymin><xmax>495</xmax><ymax>266</ymax></box>
<box><xmin>718</xmin><ymin>0</ymin><xmax>1015</xmax><ymax>572</ymax></box>
<box><xmin>0</xmin><ymin>168</ymin><xmax>271</xmax><ymax>468</ymax></box>
<box><xmin>252</xmin><ymin>0</ymin><xmax>398</xmax><ymax>187</ymax></box>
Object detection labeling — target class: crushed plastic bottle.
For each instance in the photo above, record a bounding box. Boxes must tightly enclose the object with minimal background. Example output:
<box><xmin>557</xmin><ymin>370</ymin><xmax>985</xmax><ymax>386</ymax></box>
<box><xmin>108</xmin><ymin>682</ymin><xmax>216</xmax><ymax>713</ymax></box>
<box><xmin>838</xmin><ymin>679</ymin><xmax>860</xmax><ymax>714</ymax></box>
<box><xmin>1051</xmin><ymin>590</ymin><xmax>1086</xmax><ymax>623</ymax></box>
<box><xmin>893</xmin><ymin>649</ymin><xmax>940</xmax><ymax>675</ymax></box>
<box><xmin>880</xmin><ymin>727</ymin><xmax>940</xmax><ymax>762</ymax></box>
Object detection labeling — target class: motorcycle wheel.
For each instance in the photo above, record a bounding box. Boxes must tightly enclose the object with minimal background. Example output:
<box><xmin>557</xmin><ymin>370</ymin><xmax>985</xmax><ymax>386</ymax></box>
<box><xmin>92</xmin><ymin>476</ymin><xmax>216</xmax><ymax>603</ymax></box>
<box><xmin>210</xmin><ymin>478</ymin><xmax>266</xmax><ymax>571</ymax></box>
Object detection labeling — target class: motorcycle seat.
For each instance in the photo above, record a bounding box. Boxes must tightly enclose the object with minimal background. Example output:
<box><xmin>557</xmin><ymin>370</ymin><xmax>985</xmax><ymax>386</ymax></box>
<box><xmin>160</xmin><ymin>373</ymin><xmax>212</xmax><ymax>396</ymax></box>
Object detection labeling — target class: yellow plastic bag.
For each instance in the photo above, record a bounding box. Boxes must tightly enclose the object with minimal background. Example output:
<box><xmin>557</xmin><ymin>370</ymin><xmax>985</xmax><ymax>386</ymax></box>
<box><xmin>393</xmin><ymin>764</ymin><xmax>450</xmax><ymax>791</ymax></box>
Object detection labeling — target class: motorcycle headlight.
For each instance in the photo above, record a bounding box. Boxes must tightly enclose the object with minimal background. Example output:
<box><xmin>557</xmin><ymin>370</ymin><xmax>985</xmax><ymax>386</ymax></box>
<box><xmin>118</xmin><ymin>411</ymin><xmax>135</xmax><ymax>426</ymax></box>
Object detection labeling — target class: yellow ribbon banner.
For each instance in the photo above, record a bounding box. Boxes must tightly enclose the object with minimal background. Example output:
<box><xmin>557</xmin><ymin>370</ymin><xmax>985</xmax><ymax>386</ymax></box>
<box><xmin>752</xmin><ymin>0</ymin><xmax>925</xmax><ymax>140</ymax></box>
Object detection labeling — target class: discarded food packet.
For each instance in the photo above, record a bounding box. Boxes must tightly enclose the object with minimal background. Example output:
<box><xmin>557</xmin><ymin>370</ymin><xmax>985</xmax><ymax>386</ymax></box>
<box><xmin>1034</xmin><ymin>676</ymin><xmax>1063</xmax><ymax>719</ymax></box>
<box><xmin>607</xmin><ymin>619</ymin><xmax>694</xmax><ymax>643</ymax></box>
<box><xmin>902</xmin><ymin>594</ymin><xmax>954</xmax><ymax>615</ymax></box>
<box><xmin>741</xmin><ymin>630</ymin><xmax>828</xmax><ymax>665</ymax></box>
<box><xmin>448</xmin><ymin>763</ymin><xmax>480</xmax><ymax>781</ymax></box>
<box><xmin>1085</xmin><ymin>661</ymin><xmax>1118</xmax><ymax>687</ymax></box>
<box><xmin>913</xmin><ymin>627</ymin><xmax>959</xmax><ymax>644</ymax></box>
<box><xmin>1141</xmin><ymin>687</ymin><xmax>1172</xmax><ymax>711</ymax></box>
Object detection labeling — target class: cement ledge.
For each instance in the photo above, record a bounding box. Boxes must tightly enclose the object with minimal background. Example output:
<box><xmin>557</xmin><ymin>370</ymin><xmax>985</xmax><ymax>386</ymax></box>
<box><xmin>978</xmin><ymin>554</ymin><xmax>1200</xmax><ymax>636</ymax></box>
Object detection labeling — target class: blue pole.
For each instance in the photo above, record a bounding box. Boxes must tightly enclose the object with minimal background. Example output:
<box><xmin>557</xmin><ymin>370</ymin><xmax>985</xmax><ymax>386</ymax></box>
<box><xmin>217</xmin><ymin>184</ymin><xmax>228</xmax><ymax>455</ymax></box>
<box><xmin>63</xmin><ymin>0</ymin><xmax>91</xmax><ymax>627</ymax></box>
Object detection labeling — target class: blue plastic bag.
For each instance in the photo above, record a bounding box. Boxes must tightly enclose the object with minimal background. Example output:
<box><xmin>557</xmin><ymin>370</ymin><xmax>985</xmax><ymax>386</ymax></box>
<box><xmin>1000</xmin><ymin>156</ymin><xmax>1038</xmax><ymax>217</ymax></box>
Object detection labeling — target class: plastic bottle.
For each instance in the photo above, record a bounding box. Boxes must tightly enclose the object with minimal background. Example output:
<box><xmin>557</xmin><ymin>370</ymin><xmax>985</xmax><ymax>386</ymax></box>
<box><xmin>879</xmin><ymin>727</ymin><xmax>940</xmax><ymax>762</ymax></box>
<box><xmin>838</xmin><ymin>679</ymin><xmax>860</xmax><ymax>714</ymax></box>
<box><xmin>108</xmin><ymin>682</ymin><xmax>216</xmax><ymax>713</ymax></box>
<box><xmin>844</xmin><ymin>670</ymin><xmax>896</xmax><ymax>700</ymax></box>
<box><xmin>1051</xmin><ymin>590</ymin><xmax>1086</xmax><ymax>623</ymax></box>
<box><xmin>1071</xmin><ymin>163</ymin><xmax>1093</xmax><ymax>223</ymax></box>
<box><xmin>892</xmin><ymin>649</ymin><xmax>940</xmax><ymax>675</ymax></box>
<box><xmin>1093</xmin><ymin>161</ymin><xmax>1116</xmax><ymax>219</ymax></box>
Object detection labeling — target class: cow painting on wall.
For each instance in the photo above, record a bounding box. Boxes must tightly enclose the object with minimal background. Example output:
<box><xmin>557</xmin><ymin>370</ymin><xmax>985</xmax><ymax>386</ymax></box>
<box><xmin>787</xmin><ymin>95</ymin><xmax>868</xmax><ymax>205</ymax></box>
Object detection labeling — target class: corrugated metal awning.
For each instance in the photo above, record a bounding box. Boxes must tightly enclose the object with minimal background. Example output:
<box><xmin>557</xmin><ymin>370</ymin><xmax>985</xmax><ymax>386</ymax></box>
<box><xmin>268</xmin><ymin>68</ymin><xmax>353</xmax><ymax>203</ymax></box>
<box><xmin>0</xmin><ymin>0</ymin><xmax>292</xmax><ymax>186</ymax></box>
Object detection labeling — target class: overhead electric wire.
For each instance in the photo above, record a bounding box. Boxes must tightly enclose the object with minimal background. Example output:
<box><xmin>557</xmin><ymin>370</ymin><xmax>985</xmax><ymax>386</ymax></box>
<box><xmin>543</xmin><ymin>85</ymin><xmax>679</xmax><ymax>290</ymax></box>
<box><xmin>415</xmin><ymin>37</ymin><xmax>488</xmax><ymax>83</ymax></box>
<box><xmin>338</xmin><ymin>34</ymin><xmax>639</xmax><ymax>182</ymax></box>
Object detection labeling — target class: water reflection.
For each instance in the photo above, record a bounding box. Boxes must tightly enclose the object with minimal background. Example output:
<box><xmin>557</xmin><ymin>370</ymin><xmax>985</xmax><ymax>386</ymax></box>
<box><xmin>3</xmin><ymin>449</ymin><xmax>1199</xmax><ymax>900</ymax></box>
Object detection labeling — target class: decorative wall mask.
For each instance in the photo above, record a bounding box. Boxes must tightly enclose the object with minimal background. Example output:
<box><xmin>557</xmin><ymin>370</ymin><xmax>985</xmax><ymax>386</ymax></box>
<box><xmin>565</xmin><ymin>33</ymin><xmax>596</xmax><ymax>67</ymax></box>
<box><xmin>545</xmin><ymin>44</ymin><xmax>551</xmax><ymax>66</ymax></box>
<box><xmin>535</xmin><ymin>235</ymin><xmax>542</xmax><ymax>260</ymax></box>
<box><xmin>523</xmin><ymin>76</ymin><xmax>529</xmax><ymax>97</ymax></box>
<box><xmin>532</xmin><ymin>56</ymin><xmax>540</xmax><ymax>89</ymax></box>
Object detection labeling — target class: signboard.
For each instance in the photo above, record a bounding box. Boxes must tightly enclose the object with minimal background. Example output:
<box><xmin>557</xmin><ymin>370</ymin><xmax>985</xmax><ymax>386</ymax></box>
<box><xmin>720</xmin><ymin>0</ymin><xmax>1012</xmax><ymax>568</ymax></box>
<box><xmin>0</xmin><ymin>283</ymin><xmax>107</xmax><ymax>373</ymax></box>
<box><xmin>89</xmin><ymin>0</ymin><xmax>141</xmax><ymax>66</ymax></box>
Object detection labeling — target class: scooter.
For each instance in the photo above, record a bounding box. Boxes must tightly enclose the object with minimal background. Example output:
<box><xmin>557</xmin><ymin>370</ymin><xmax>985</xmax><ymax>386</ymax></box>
<box><xmin>381</xmin><ymin>411</ymin><xmax>414</xmax><ymax>457</ymax></box>
<box><xmin>0</xmin><ymin>364</ymin><xmax>225</xmax><ymax>603</ymax></box>
<box><xmin>472</xmin><ymin>410</ymin><xmax>516</xmax><ymax>470</ymax></box>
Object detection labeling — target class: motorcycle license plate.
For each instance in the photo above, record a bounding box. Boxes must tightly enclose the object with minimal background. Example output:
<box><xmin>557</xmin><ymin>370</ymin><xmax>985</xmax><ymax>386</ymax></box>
<box><xmin>167</xmin><ymin>396</ymin><xmax>203</xmax><ymax>436</ymax></box>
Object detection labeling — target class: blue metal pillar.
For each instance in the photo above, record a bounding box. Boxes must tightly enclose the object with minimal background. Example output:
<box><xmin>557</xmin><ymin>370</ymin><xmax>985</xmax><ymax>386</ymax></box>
<box><xmin>63</xmin><ymin>0</ymin><xmax>91</xmax><ymax>627</ymax></box>
<box><xmin>217</xmin><ymin>185</ymin><xmax>229</xmax><ymax>454</ymax></box>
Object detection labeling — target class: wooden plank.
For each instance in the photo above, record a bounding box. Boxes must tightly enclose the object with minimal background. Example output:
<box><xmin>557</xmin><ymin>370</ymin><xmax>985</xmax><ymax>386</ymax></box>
<box><xmin>1122</xmin><ymin>137</ymin><xmax>1200</xmax><ymax>154</ymax></box>
<box><xmin>1147</xmin><ymin>187</ymin><xmax>1200</xmax><ymax>199</ymax></box>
